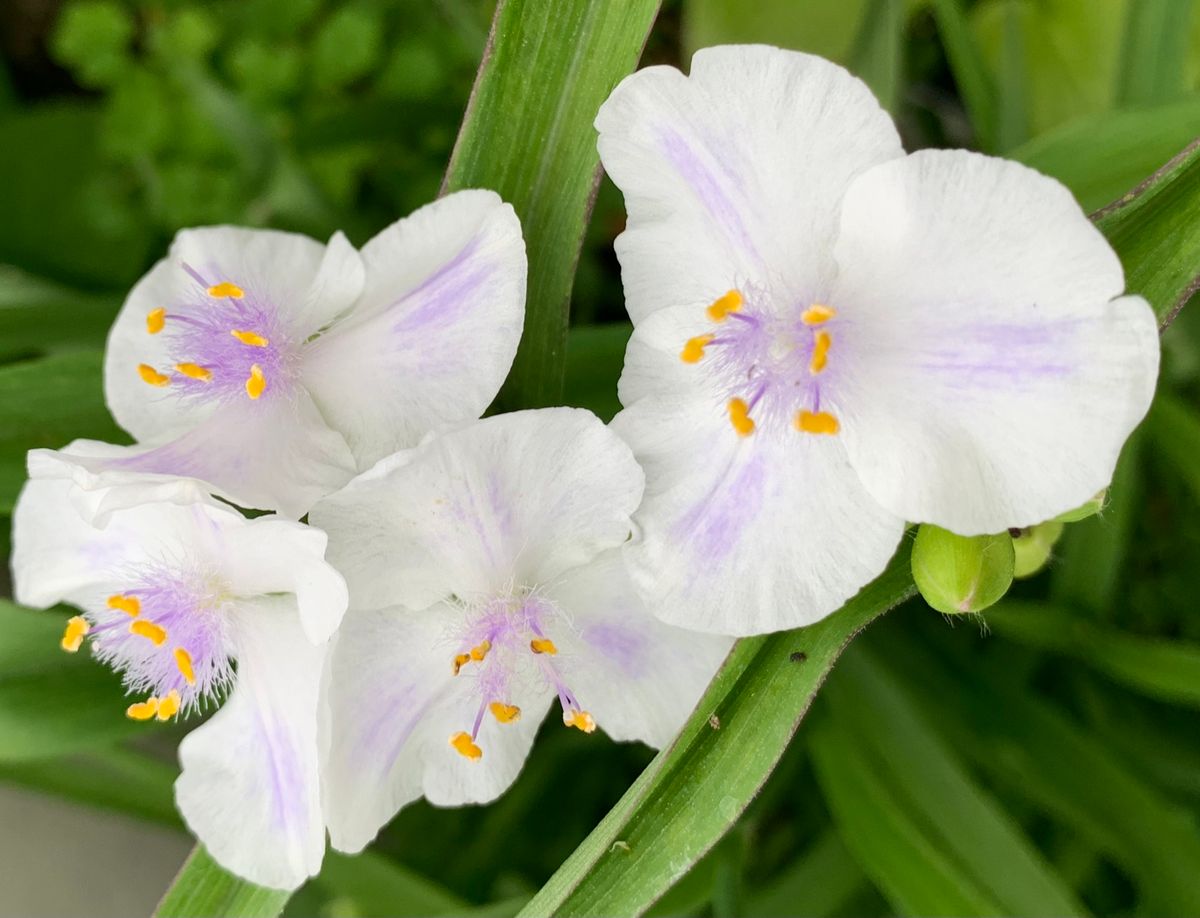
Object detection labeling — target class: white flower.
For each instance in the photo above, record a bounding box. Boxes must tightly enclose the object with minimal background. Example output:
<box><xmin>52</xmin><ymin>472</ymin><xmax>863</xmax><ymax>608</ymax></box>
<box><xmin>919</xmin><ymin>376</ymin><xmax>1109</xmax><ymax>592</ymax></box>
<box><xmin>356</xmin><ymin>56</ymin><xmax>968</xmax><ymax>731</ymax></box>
<box><xmin>68</xmin><ymin>190</ymin><xmax>525</xmax><ymax>518</ymax></box>
<box><xmin>309</xmin><ymin>408</ymin><xmax>731</xmax><ymax>853</ymax></box>
<box><xmin>595</xmin><ymin>45</ymin><xmax>1160</xmax><ymax>635</ymax></box>
<box><xmin>11</xmin><ymin>474</ymin><xmax>349</xmax><ymax>890</ymax></box>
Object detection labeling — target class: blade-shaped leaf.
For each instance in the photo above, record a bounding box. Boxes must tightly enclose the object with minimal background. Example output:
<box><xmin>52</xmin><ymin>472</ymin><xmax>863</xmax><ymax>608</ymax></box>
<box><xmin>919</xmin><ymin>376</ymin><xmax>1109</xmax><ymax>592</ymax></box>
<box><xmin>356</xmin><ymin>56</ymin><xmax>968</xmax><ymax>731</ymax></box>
<box><xmin>155</xmin><ymin>847</ymin><xmax>292</xmax><ymax>918</ymax></box>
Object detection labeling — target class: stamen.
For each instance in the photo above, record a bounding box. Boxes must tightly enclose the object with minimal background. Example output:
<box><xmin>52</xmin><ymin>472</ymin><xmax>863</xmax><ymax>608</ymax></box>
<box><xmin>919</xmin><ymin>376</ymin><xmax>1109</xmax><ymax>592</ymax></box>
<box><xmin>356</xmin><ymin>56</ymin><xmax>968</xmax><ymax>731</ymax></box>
<box><xmin>809</xmin><ymin>330</ymin><xmax>831</xmax><ymax>375</ymax></box>
<box><xmin>728</xmin><ymin>397</ymin><xmax>755</xmax><ymax>437</ymax></box>
<box><xmin>130</xmin><ymin>620</ymin><xmax>168</xmax><ymax>646</ymax></box>
<box><xmin>60</xmin><ymin>616</ymin><xmax>89</xmax><ymax>653</ymax></box>
<box><xmin>795</xmin><ymin>410</ymin><xmax>840</xmax><ymax>435</ymax></box>
<box><xmin>146</xmin><ymin>308</ymin><xmax>166</xmax><ymax>334</ymax></box>
<box><xmin>450</xmin><ymin>731</ymin><xmax>483</xmax><ymax>760</ymax></box>
<box><xmin>230</xmin><ymin>329</ymin><xmax>269</xmax><ymax>348</ymax></box>
<box><xmin>801</xmin><ymin>304</ymin><xmax>837</xmax><ymax>326</ymax></box>
<box><xmin>563</xmin><ymin>710</ymin><xmax>597</xmax><ymax>733</ymax></box>
<box><xmin>174</xmin><ymin>648</ymin><xmax>196</xmax><ymax>686</ymax></box>
<box><xmin>470</xmin><ymin>640</ymin><xmax>491</xmax><ymax>662</ymax></box>
<box><xmin>138</xmin><ymin>364</ymin><xmax>170</xmax><ymax>387</ymax></box>
<box><xmin>106</xmin><ymin>594</ymin><xmax>141</xmax><ymax>617</ymax></box>
<box><xmin>681</xmin><ymin>334</ymin><xmax>715</xmax><ymax>364</ymax></box>
<box><xmin>489</xmin><ymin>702</ymin><xmax>521</xmax><ymax>724</ymax></box>
<box><xmin>452</xmin><ymin>652</ymin><xmax>472</xmax><ymax>675</ymax></box>
<box><xmin>208</xmin><ymin>282</ymin><xmax>245</xmax><ymax>299</ymax></box>
<box><xmin>156</xmin><ymin>689</ymin><xmax>181</xmax><ymax>721</ymax></box>
<box><xmin>174</xmin><ymin>363</ymin><xmax>212</xmax><ymax>382</ymax></box>
<box><xmin>126</xmin><ymin>697</ymin><xmax>159</xmax><ymax>721</ymax></box>
<box><xmin>530</xmin><ymin>638</ymin><xmax>558</xmax><ymax>655</ymax></box>
<box><xmin>245</xmin><ymin>364</ymin><xmax>266</xmax><ymax>400</ymax></box>
<box><xmin>706</xmin><ymin>289</ymin><xmax>743</xmax><ymax>322</ymax></box>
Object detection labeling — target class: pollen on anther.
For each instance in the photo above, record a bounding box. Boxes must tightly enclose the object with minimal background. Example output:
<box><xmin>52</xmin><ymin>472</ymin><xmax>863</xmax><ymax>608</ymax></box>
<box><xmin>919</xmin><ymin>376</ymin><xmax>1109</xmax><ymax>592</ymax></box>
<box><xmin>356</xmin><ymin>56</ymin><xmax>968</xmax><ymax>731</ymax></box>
<box><xmin>706</xmin><ymin>289</ymin><xmax>743</xmax><ymax>322</ymax></box>
<box><xmin>156</xmin><ymin>690</ymin><xmax>181</xmax><ymax>721</ymax></box>
<box><xmin>175</xmin><ymin>363</ymin><xmax>212</xmax><ymax>382</ymax></box>
<box><xmin>106</xmin><ymin>594</ymin><xmax>141</xmax><ymax>617</ymax></box>
<box><xmin>175</xmin><ymin>648</ymin><xmax>196</xmax><ymax>686</ymax></box>
<box><xmin>146</xmin><ymin>308</ymin><xmax>166</xmax><ymax>334</ymax></box>
<box><xmin>470</xmin><ymin>640</ymin><xmax>491</xmax><ymax>662</ymax></box>
<box><xmin>61</xmin><ymin>616</ymin><xmax>89</xmax><ymax>653</ymax></box>
<box><xmin>126</xmin><ymin>697</ymin><xmax>159</xmax><ymax>721</ymax></box>
<box><xmin>130</xmin><ymin>619</ymin><xmax>168</xmax><ymax>646</ymax></box>
<box><xmin>138</xmin><ymin>364</ymin><xmax>170</xmax><ymax>387</ymax></box>
<box><xmin>245</xmin><ymin>364</ymin><xmax>266</xmax><ymax>400</ymax></box>
<box><xmin>208</xmin><ymin>282</ymin><xmax>245</xmax><ymax>299</ymax></box>
<box><xmin>452</xmin><ymin>652</ymin><xmax>472</xmax><ymax>675</ymax></box>
<box><xmin>231</xmin><ymin>329</ymin><xmax>269</xmax><ymax>347</ymax></box>
<box><xmin>795</xmin><ymin>410</ymin><xmax>840</xmax><ymax>435</ymax></box>
<box><xmin>728</xmin><ymin>398</ymin><xmax>755</xmax><ymax>437</ymax></box>
<box><xmin>530</xmin><ymin>638</ymin><xmax>558</xmax><ymax>655</ymax></box>
<box><xmin>450</xmin><ymin>731</ymin><xmax>483</xmax><ymax>760</ymax></box>
<box><xmin>801</xmin><ymin>304</ymin><xmax>837</xmax><ymax>326</ymax></box>
<box><xmin>681</xmin><ymin>334</ymin><xmax>714</xmax><ymax>364</ymax></box>
<box><xmin>809</xmin><ymin>330</ymin><xmax>832</xmax><ymax>375</ymax></box>
<box><xmin>564</xmin><ymin>710</ymin><xmax>597</xmax><ymax>734</ymax></box>
<box><xmin>490</xmin><ymin>702</ymin><xmax>521</xmax><ymax>724</ymax></box>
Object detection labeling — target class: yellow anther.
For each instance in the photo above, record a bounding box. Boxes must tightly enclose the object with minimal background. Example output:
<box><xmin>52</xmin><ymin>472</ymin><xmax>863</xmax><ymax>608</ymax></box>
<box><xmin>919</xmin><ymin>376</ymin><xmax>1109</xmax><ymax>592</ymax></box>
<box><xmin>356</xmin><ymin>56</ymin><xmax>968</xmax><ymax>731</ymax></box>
<box><xmin>564</xmin><ymin>710</ymin><xmax>597</xmax><ymax>734</ymax></box>
<box><xmin>801</xmin><ymin>304</ymin><xmax>837</xmax><ymax>326</ymax></box>
<box><xmin>208</xmin><ymin>282</ymin><xmax>244</xmax><ymax>299</ymax></box>
<box><xmin>795</xmin><ymin>410</ymin><xmax>840</xmax><ymax>435</ymax></box>
<box><xmin>230</xmin><ymin>329</ymin><xmax>269</xmax><ymax>347</ymax></box>
<box><xmin>245</xmin><ymin>364</ymin><xmax>266</xmax><ymax>400</ymax></box>
<box><xmin>530</xmin><ymin>638</ymin><xmax>558</xmax><ymax>655</ymax></box>
<box><xmin>728</xmin><ymin>398</ymin><xmax>755</xmax><ymax>437</ymax></box>
<box><xmin>106</xmin><ymin>594</ymin><xmax>141</xmax><ymax>617</ymax></box>
<box><xmin>138</xmin><ymin>364</ymin><xmax>170</xmax><ymax>387</ymax></box>
<box><xmin>706</xmin><ymin>289</ymin><xmax>743</xmax><ymax>322</ymax></box>
<box><xmin>450</xmin><ymin>732</ymin><xmax>483</xmax><ymax>760</ymax></box>
<box><xmin>490</xmin><ymin>702</ymin><xmax>522</xmax><ymax>724</ymax></box>
<box><xmin>452</xmin><ymin>653</ymin><xmax>472</xmax><ymax>676</ymax></box>
<box><xmin>146</xmin><ymin>308</ymin><xmax>166</xmax><ymax>334</ymax></box>
<box><xmin>681</xmin><ymin>334</ymin><xmax>715</xmax><ymax>364</ymax></box>
<box><xmin>130</xmin><ymin>619</ymin><xmax>167</xmax><ymax>646</ymax></box>
<box><xmin>174</xmin><ymin>363</ymin><xmax>212</xmax><ymax>382</ymax></box>
<box><xmin>175</xmin><ymin>648</ymin><xmax>196</xmax><ymax>686</ymax></box>
<box><xmin>61</xmin><ymin>616</ymin><xmax>89</xmax><ymax>653</ymax></box>
<box><xmin>126</xmin><ymin>697</ymin><xmax>159</xmax><ymax>721</ymax></box>
<box><xmin>156</xmin><ymin>689</ymin><xmax>181</xmax><ymax>721</ymax></box>
<box><xmin>470</xmin><ymin>640</ymin><xmax>491</xmax><ymax>662</ymax></box>
<box><xmin>809</xmin><ymin>330</ymin><xmax>832</xmax><ymax>375</ymax></box>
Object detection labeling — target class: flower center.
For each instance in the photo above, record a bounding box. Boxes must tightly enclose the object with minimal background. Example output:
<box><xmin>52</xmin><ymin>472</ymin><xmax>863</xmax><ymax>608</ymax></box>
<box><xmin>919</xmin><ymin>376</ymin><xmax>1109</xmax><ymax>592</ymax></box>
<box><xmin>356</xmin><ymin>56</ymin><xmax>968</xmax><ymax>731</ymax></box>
<box><xmin>60</xmin><ymin>561</ymin><xmax>234</xmax><ymax>722</ymax></box>
<box><xmin>680</xmin><ymin>288</ymin><xmax>842</xmax><ymax>438</ymax></box>
<box><xmin>446</xmin><ymin>590</ymin><xmax>595</xmax><ymax>761</ymax></box>
<box><xmin>136</xmin><ymin>263</ymin><xmax>296</xmax><ymax>404</ymax></box>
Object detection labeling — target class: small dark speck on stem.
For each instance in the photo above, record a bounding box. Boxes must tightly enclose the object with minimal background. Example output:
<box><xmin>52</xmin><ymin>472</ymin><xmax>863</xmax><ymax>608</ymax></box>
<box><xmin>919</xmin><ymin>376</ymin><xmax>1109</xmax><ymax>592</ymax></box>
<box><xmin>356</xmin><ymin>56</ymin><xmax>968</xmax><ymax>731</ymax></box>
<box><xmin>789</xmin><ymin>651</ymin><xmax>808</xmax><ymax>663</ymax></box>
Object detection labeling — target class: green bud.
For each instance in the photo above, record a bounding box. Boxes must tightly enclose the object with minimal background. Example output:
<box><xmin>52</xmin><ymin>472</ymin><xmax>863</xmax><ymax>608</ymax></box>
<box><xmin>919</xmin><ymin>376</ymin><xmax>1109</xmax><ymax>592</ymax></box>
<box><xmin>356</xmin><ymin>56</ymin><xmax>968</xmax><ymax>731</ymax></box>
<box><xmin>1011</xmin><ymin>520</ymin><xmax>1065</xmax><ymax>578</ymax></box>
<box><xmin>1052</xmin><ymin>490</ymin><xmax>1106</xmax><ymax>523</ymax></box>
<box><xmin>912</xmin><ymin>525</ymin><xmax>1015</xmax><ymax>615</ymax></box>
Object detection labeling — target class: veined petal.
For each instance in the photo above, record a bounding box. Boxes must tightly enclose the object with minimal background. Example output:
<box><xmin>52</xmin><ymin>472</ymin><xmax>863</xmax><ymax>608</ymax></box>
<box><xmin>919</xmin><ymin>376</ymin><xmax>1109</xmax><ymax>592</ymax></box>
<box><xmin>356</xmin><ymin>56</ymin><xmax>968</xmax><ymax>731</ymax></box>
<box><xmin>321</xmin><ymin>604</ymin><xmax>549</xmax><ymax>853</ymax></box>
<box><xmin>176</xmin><ymin>595</ymin><xmax>327</xmax><ymax>890</ymax></box>
<box><xmin>831</xmin><ymin>150</ymin><xmax>1160</xmax><ymax>533</ymax></box>
<box><xmin>544</xmin><ymin>551</ymin><xmax>732</xmax><ymax>748</ymax></box>
<box><xmin>611</xmin><ymin>396</ymin><xmax>905</xmax><ymax>635</ymax></box>
<box><xmin>311</xmin><ymin>408</ymin><xmax>643</xmax><ymax>614</ymax></box>
<box><xmin>596</xmin><ymin>45</ymin><xmax>902</xmax><ymax>325</ymax></box>
<box><xmin>303</xmin><ymin>190</ymin><xmax>526</xmax><ymax>468</ymax></box>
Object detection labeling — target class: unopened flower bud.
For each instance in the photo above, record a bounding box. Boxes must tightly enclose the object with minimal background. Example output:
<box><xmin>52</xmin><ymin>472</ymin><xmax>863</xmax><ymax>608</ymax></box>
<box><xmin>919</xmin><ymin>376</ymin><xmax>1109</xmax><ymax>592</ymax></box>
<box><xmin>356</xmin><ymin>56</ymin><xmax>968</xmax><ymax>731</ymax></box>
<box><xmin>912</xmin><ymin>525</ymin><xmax>1015</xmax><ymax>615</ymax></box>
<box><xmin>1052</xmin><ymin>491</ymin><xmax>1106</xmax><ymax>523</ymax></box>
<box><xmin>1012</xmin><ymin>520</ymin><xmax>1065</xmax><ymax>578</ymax></box>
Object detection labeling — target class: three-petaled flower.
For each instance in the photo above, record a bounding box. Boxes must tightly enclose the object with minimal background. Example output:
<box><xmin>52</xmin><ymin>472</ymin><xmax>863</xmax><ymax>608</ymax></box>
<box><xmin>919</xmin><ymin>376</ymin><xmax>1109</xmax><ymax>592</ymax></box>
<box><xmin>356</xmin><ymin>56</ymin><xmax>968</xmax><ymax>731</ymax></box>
<box><xmin>596</xmin><ymin>45</ymin><xmax>1159</xmax><ymax>635</ymax></box>
<box><xmin>309</xmin><ymin>408</ymin><xmax>731</xmax><ymax>852</ymax></box>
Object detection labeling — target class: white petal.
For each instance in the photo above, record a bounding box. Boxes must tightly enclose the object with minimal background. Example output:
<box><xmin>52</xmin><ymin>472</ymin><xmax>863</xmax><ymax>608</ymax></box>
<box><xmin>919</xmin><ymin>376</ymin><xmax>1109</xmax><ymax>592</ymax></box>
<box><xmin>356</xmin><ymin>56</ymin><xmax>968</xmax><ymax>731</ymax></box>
<box><xmin>216</xmin><ymin>518</ymin><xmax>348</xmax><ymax>644</ymax></box>
<box><xmin>311</xmin><ymin>408</ymin><xmax>643</xmax><ymax>613</ymax></box>
<box><xmin>176</xmin><ymin>595</ymin><xmax>327</xmax><ymax>890</ymax></box>
<box><xmin>611</xmin><ymin>396</ymin><xmax>905</xmax><ymax>636</ymax></box>
<box><xmin>321</xmin><ymin>604</ymin><xmax>549</xmax><ymax>853</ymax></box>
<box><xmin>544</xmin><ymin>551</ymin><xmax>732</xmax><ymax>748</ymax></box>
<box><xmin>596</xmin><ymin>45</ymin><xmax>902</xmax><ymax>325</ymax></box>
<box><xmin>81</xmin><ymin>388</ymin><xmax>357</xmax><ymax>519</ymax></box>
<box><xmin>303</xmin><ymin>190</ymin><xmax>526</xmax><ymax>468</ymax></box>
<box><xmin>830</xmin><ymin>150</ymin><xmax>1161</xmax><ymax>532</ymax></box>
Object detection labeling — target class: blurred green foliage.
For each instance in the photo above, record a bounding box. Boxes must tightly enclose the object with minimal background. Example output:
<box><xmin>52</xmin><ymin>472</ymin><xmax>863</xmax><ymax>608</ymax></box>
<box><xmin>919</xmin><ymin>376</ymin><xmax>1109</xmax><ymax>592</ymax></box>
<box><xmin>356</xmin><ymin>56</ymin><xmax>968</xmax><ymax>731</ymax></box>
<box><xmin>2</xmin><ymin>0</ymin><xmax>1200</xmax><ymax>916</ymax></box>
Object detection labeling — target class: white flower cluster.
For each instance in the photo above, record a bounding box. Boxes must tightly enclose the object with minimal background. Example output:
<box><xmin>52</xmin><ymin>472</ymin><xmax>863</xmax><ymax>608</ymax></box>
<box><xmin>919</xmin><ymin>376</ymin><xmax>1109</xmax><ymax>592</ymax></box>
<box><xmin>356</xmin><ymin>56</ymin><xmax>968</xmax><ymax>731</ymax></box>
<box><xmin>10</xmin><ymin>47</ymin><xmax>1157</xmax><ymax>888</ymax></box>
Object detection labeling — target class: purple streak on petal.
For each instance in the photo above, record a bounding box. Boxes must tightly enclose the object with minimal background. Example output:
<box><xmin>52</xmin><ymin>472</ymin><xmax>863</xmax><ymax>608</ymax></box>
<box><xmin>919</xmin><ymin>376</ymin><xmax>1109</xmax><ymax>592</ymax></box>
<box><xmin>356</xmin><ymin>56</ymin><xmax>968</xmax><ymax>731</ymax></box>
<box><xmin>389</xmin><ymin>237</ymin><xmax>487</xmax><ymax>335</ymax></box>
<box><xmin>674</xmin><ymin>450</ymin><xmax>767</xmax><ymax>568</ymax></box>
<box><xmin>249</xmin><ymin>702</ymin><xmax>309</xmax><ymax>832</ymax></box>
<box><xmin>913</xmin><ymin>319</ymin><xmax>1084</xmax><ymax>384</ymax></box>
<box><xmin>581</xmin><ymin>619</ymin><xmax>648</xmax><ymax>678</ymax></box>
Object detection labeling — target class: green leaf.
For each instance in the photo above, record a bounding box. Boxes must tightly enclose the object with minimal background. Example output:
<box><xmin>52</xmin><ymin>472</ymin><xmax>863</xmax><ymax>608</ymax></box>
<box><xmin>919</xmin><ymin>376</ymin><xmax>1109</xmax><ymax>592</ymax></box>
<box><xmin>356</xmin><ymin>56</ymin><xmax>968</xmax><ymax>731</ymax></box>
<box><xmin>516</xmin><ymin>548</ymin><xmax>917</xmax><ymax>917</ymax></box>
<box><xmin>562</xmin><ymin>323</ymin><xmax>630</xmax><ymax>422</ymax></box>
<box><xmin>442</xmin><ymin>0</ymin><xmax>661</xmax><ymax>409</ymax></box>
<box><xmin>1115</xmin><ymin>0</ymin><xmax>1194</xmax><ymax>105</ymax></box>
<box><xmin>683</xmin><ymin>0</ymin><xmax>871</xmax><ymax>63</ymax></box>
<box><xmin>314</xmin><ymin>851</ymin><xmax>467</xmax><ymax>917</ymax></box>
<box><xmin>820</xmin><ymin>648</ymin><xmax>1087</xmax><ymax>915</ymax></box>
<box><xmin>985</xmin><ymin>601</ymin><xmax>1200</xmax><ymax>708</ymax></box>
<box><xmin>1145</xmin><ymin>392</ymin><xmax>1200</xmax><ymax>505</ymax></box>
<box><xmin>928</xmin><ymin>0</ymin><xmax>999</xmax><ymax>149</ymax></box>
<box><xmin>0</xmin><ymin>265</ymin><xmax>120</xmax><ymax>361</ymax></box>
<box><xmin>846</xmin><ymin>0</ymin><xmax>906</xmax><ymax>112</ymax></box>
<box><xmin>744</xmin><ymin>831</ymin><xmax>870</xmax><ymax>918</ymax></box>
<box><xmin>155</xmin><ymin>847</ymin><xmax>292</xmax><ymax>918</ymax></box>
